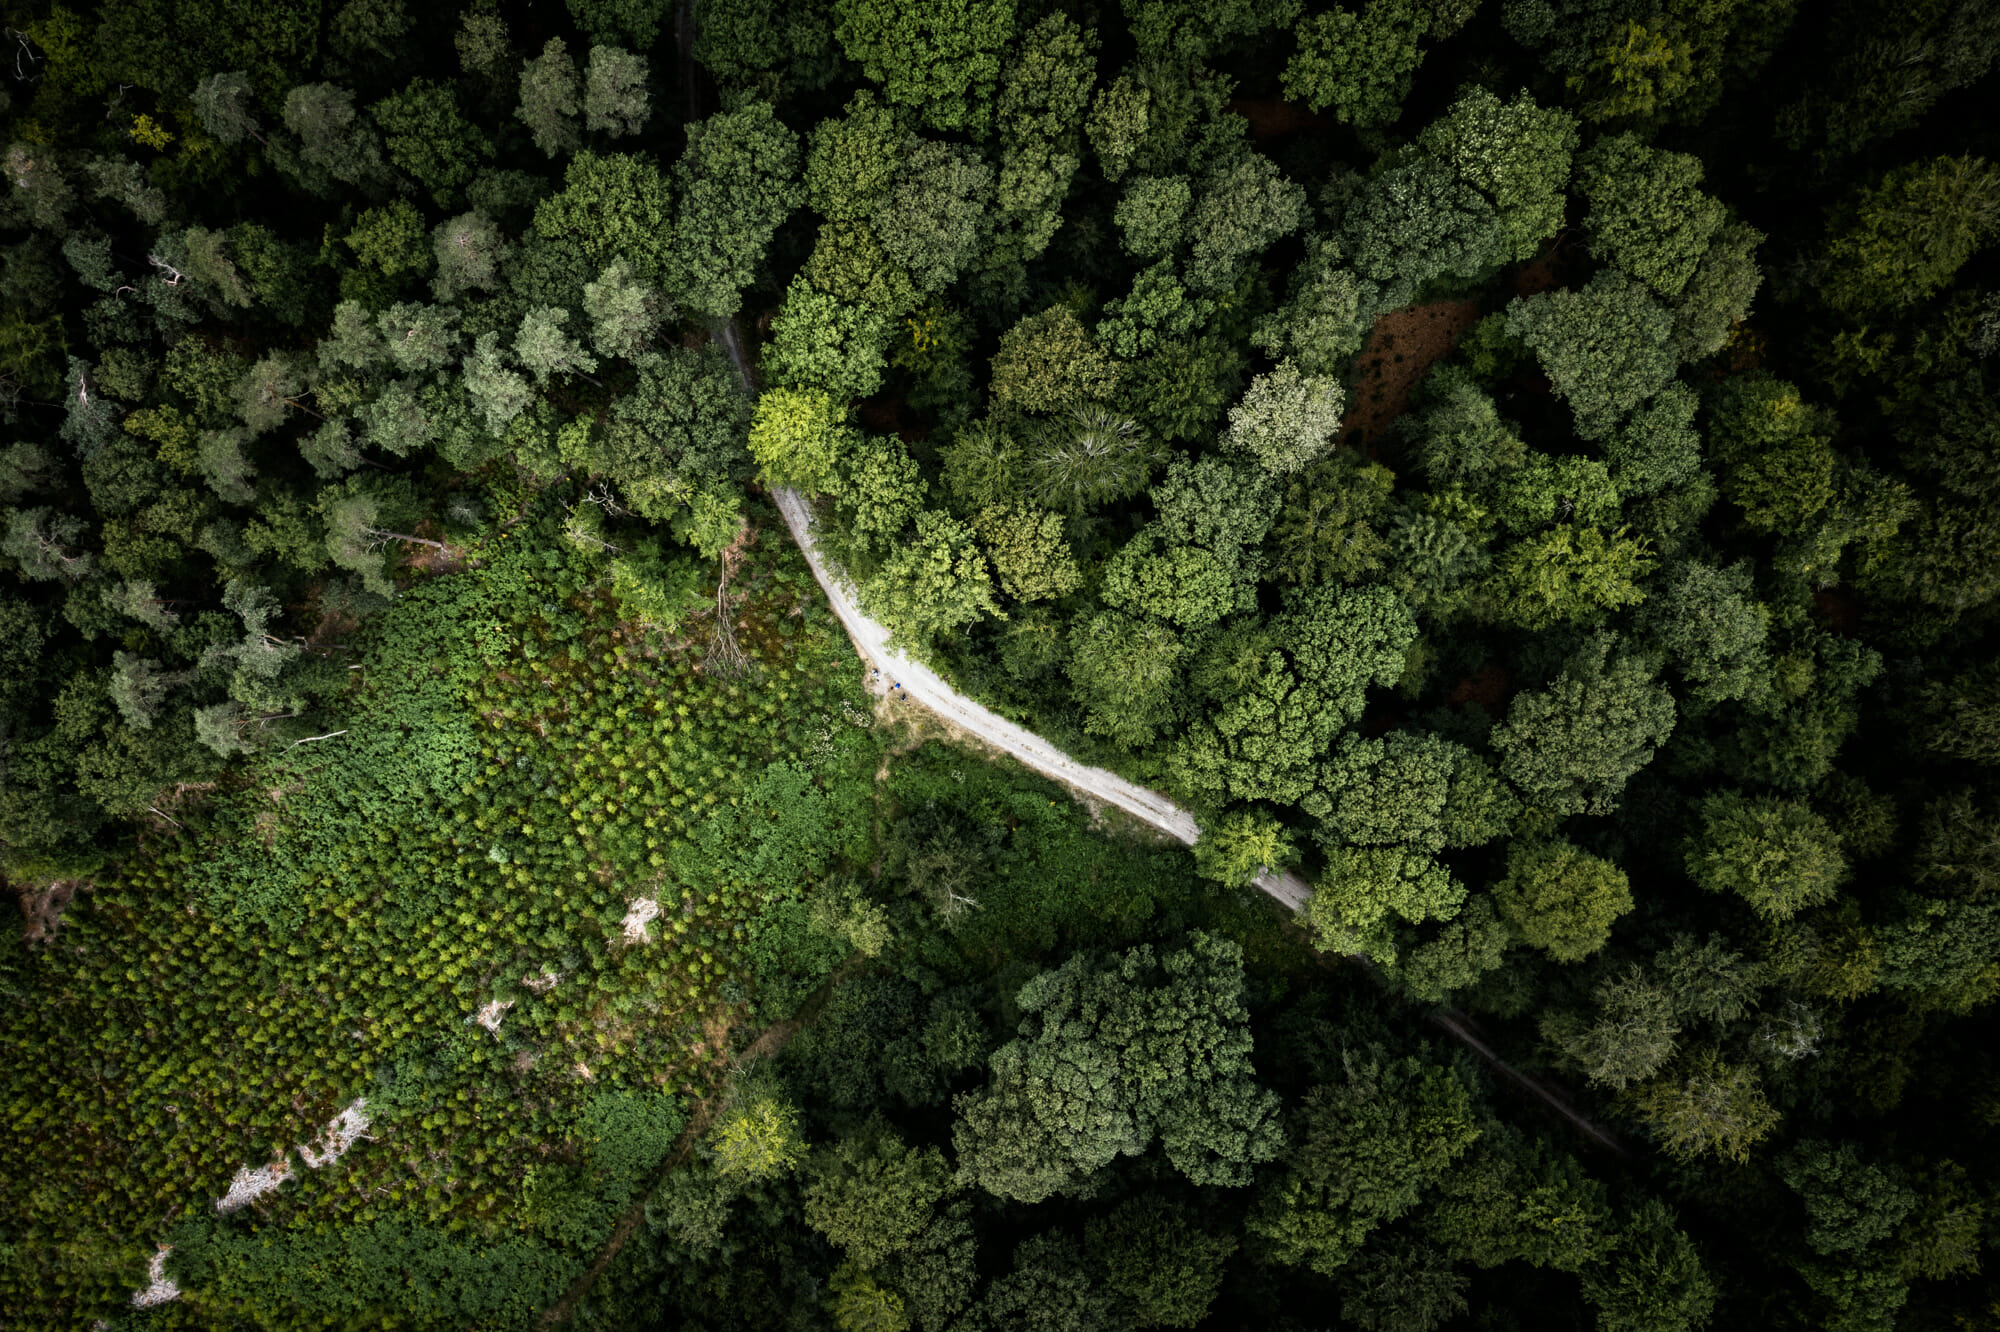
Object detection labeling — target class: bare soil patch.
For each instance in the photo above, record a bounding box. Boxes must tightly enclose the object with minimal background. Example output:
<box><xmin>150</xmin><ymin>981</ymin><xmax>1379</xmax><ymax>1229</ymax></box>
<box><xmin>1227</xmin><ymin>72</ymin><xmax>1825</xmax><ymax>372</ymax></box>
<box><xmin>1340</xmin><ymin>299</ymin><xmax>1484</xmax><ymax>450</ymax></box>
<box><xmin>1226</xmin><ymin>97</ymin><xmax>1331</xmax><ymax>142</ymax></box>
<box><xmin>14</xmin><ymin>877</ymin><xmax>84</xmax><ymax>945</ymax></box>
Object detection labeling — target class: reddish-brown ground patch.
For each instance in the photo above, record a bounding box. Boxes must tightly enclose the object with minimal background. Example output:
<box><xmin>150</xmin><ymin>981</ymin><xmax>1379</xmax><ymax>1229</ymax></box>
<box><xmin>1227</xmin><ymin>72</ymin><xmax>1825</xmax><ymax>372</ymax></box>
<box><xmin>1449</xmin><ymin>664</ymin><xmax>1515</xmax><ymax>719</ymax></box>
<box><xmin>1226</xmin><ymin>98</ymin><xmax>1331</xmax><ymax>142</ymax></box>
<box><xmin>1512</xmin><ymin>231</ymin><xmax>1587</xmax><ymax>299</ymax></box>
<box><xmin>1813</xmin><ymin>589</ymin><xmax>1861</xmax><ymax>634</ymax></box>
<box><xmin>1339</xmin><ymin>299</ymin><xmax>1484</xmax><ymax>450</ymax></box>
<box><xmin>857</xmin><ymin>394</ymin><xmax>927</xmax><ymax>445</ymax></box>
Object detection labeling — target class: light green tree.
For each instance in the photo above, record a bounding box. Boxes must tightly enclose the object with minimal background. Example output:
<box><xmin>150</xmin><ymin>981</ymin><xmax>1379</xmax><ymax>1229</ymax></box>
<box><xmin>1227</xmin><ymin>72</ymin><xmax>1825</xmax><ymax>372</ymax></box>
<box><xmin>1492</xmin><ymin>838</ymin><xmax>1634</xmax><ymax>963</ymax></box>
<box><xmin>832</xmin><ymin>0</ymin><xmax>1016</xmax><ymax>135</ymax></box>
<box><xmin>1490</xmin><ymin>633</ymin><xmax>1675</xmax><ymax>817</ymax></box>
<box><xmin>862</xmin><ymin>510</ymin><xmax>1000</xmax><ymax>645</ymax></box>
<box><xmin>583</xmin><ymin>44</ymin><xmax>650</xmax><ymax>136</ymax></box>
<box><xmin>1223</xmin><ymin>359</ymin><xmax>1346</xmax><ymax>475</ymax></box>
<box><xmin>971</xmin><ymin>503</ymin><xmax>1079</xmax><ymax>602</ymax></box>
<box><xmin>1282</xmin><ymin>0</ymin><xmax>1427</xmax><ymax>128</ymax></box>
<box><xmin>1193</xmin><ymin>807</ymin><xmax>1296</xmax><ymax>887</ymax></box>
<box><xmin>1684</xmin><ymin>791</ymin><xmax>1848</xmax><ymax>921</ymax></box>
<box><xmin>748</xmin><ymin>387</ymin><xmax>853</xmax><ymax>494</ymax></box>
<box><xmin>516</xmin><ymin>37</ymin><xmax>582</xmax><ymax>157</ymax></box>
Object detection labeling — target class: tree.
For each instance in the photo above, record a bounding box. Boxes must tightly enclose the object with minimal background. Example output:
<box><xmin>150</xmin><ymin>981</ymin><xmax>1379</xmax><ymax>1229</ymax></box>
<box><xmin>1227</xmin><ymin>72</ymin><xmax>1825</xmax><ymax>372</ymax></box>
<box><xmin>1492</xmin><ymin>838</ymin><xmax>1633</xmax><ymax>963</ymax></box>
<box><xmin>1185</xmin><ymin>153</ymin><xmax>1309</xmax><ymax>294</ymax></box>
<box><xmin>461</xmin><ymin>333</ymin><xmax>533</xmax><ymax>436</ymax></box>
<box><xmin>952</xmin><ymin>932</ymin><xmax>1281</xmax><ymax>1202</ymax></box>
<box><xmin>1342</xmin><ymin>156</ymin><xmax>1500</xmax><ymax>305</ymax></box>
<box><xmin>831</xmin><ymin>435</ymin><xmax>925</xmax><ymax>556</ymax></box>
<box><xmin>1252</xmin><ymin>233</ymin><xmax>1378</xmax><ymax>376</ymax></box>
<box><xmin>966</xmin><ymin>1232</ymin><xmax>1116</xmax><ymax>1331</ymax></box>
<box><xmin>1701</xmin><ymin>372</ymin><xmax>1838</xmax><ymax>534</ymax></box>
<box><xmin>1115</xmin><ymin>174</ymin><xmax>1193</xmax><ymax>259</ymax></box>
<box><xmin>1605</xmin><ymin>382</ymin><xmax>1702</xmax><ymax>497</ymax></box>
<box><xmin>1669</xmin><ymin>221</ymin><xmax>1764</xmax><ymax>362</ymax></box>
<box><xmin>534</xmin><ymin>150</ymin><xmax>676</xmax><ymax>288</ymax></box>
<box><xmin>709</xmin><ymin>1091</ymin><xmax>807</xmax><ymax>1181</ymax></box>
<box><xmin>1193</xmin><ymin>807</ymin><xmax>1296</xmax><ymax>887</ymax></box>
<box><xmin>1915</xmin><ymin>661</ymin><xmax>2000</xmax><ymax>765</ymax></box>
<box><xmin>344</xmin><ymin>199</ymin><xmax>431</xmax><ymax>280</ymax></box>
<box><xmin>1633</xmin><ymin>1049</ymin><xmax>1779</xmax><ymax>1164</ymax></box>
<box><xmin>1400</xmin><ymin>366</ymin><xmax>1526</xmax><ymax>486</ymax></box>
<box><xmin>670</xmin><ymin>102</ymin><xmax>802</xmax><ymax>319</ymax></box>
<box><xmin>1223</xmin><ymin>359</ymin><xmax>1346</xmax><ymax>475</ymax></box>
<box><xmin>584</xmin><ymin>45</ymin><xmax>650</xmax><ymax>137</ymax></box>
<box><xmin>1490</xmin><ymin>633</ymin><xmax>1675</xmax><ymax>817</ymax></box>
<box><xmin>1415</xmin><ymin>86</ymin><xmax>1578</xmax><ymax>265</ymax></box>
<box><xmin>872</xmin><ymin>141</ymin><xmax>992</xmax><ymax>296</ymax></box>
<box><xmin>1581</xmin><ymin>1200</ymin><xmax>1718</xmax><ymax>1332</ymax></box>
<box><xmin>1484</xmin><ymin>523</ymin><xmax>1654</xmax><ymax>630</ymax></box>
<box><xmin>748</xmin><ymin>387</ymin><xmax>853</xmax><ymax>494</ymax></box>
<box><xmin>516</xmin><ymin>37</ymin><xmax>582</xmax><ymax>158</ymax></box>
<box><xmin>1815</xmin><ymin>155</ymin><xmax>2000</xmax><ymax>317</ymax></box>
<box><xmin>802</xmin><ymin>1125</ymin><xmax>953</xmax><ymax>1269</ymax></box>
<box><xmin>764</xmin><ymin>283</ymin><xmax>892</xmax><ymax>406</ymax></box>
<box><xmin>1282</xmin><ymin>0</ymin><xmax>1427</xmax><ymax>128</ymax></box>
<box><xmin>1507</xmin><ymin>270</ymin><xmax>1677</xmax><ymax>439</ymax></box>
<box><xmin>1172</xmin><ymin>584</ymin><xmax>1417</xmax><ymax>807</ymax></box>
<box><xmin>602</xmin><ymin>345</ymin><xmax>752</xmax><ymax>506</ymax></box>
<box><xmin>2</xmin><ymin>508</ymin><xmax>93</xmax><ymax>582</ymax></box>
<box><xmin>1684</xmin><ymin>792</ymin><xmax>1848</xmax><ymax>921</ymax></box>
<box><xmin>832</xmin><ymin>0</ymin><xmax>1016</xmax><ymax>135</ymax></box>
<box><xmin>1780</xmin><ymin>1141</ymin><xmax>1918</xmax><ymax>1257</ymax></box>
<box><xmin>1086</xmin><ymin>1196</ymin><xmax>1237</xmax><ymax>1330</ymax></box>
<box><xmin>1545</xmin><ymin>966</ymin><xmax>1680</xmax><ymax>1090</ymax></box>
<box><xmin>108</xmin><ymin>651</ymin><xmax>177</xmax><ymax>730</ymax></box>
<box><xmin>988</xmin><ymin>305</ymin><xmax>1122</xmax><ymax>414</ymax></box>
<box><xmin>1247</xmin><ymin>1050</ymin><xmax>1480</xmax><ymax>1276</ymax></box>
<box><xmin>191</xmin><ymin>70</ymin><xmax>264</xmax><ymax>147</ymax></box>
<box><xmin>378</xmin><ymin>303</ymin><xmax>460</xmax><ymax>376</ymax></box>
<box><xmin>514</xmin><ymin>307</ymin><xmax>599</xmax><ymax>386</ymax></box>
<box><xmin>581</xmin><ymin>258</ymin><xmax>667</xmax><ymax>361</ymax></box>
<box><xmin>1307</xmin><ymin>846</ymin><xmax>1465</xmax><ymax>958</ymax></box>
<box><xmin>281</xmin><ymin>82</ymin><xmax>392</xmax><ymax>195</ymax></box>
<box><xmin>1397</xmin><ymin>896</ymin><xmax>1512</xmax><ymax>1003</ymax></box>
<box><xmin>971</xmin><ymin>503</ymin><xmax>1078</xmax><ymax>602</ymax></box>
<box><xmin>370</xmin><ymin>78</ymin><xmax>492</xmax><ymax>207</ymax></box>
<box><xmin>1024</xmin><ymin>405</ymin><xmax>1164</xmax><ymax>515</ymax></box>
<box><xmin>1123</xmin><ymin>0</ymin><xmax>1304</xmax><ymax>65</ymax></box>
<box><xmin>430</xmin><ymin>211</ymin><xmax>511</xmax><ymax>300</ymax></box>
<box><xmin>567</xmin><ymin>0</ymin><xmax>671</xmax><ymax>47</ymax></box>
<box><xmin>862</xmin><ymin>510</ymin><xmax>999</xmax><ymax>646</ymax></box>
<box><xmin>1637</xmin><ymin>560</ymin><xmax>1770</xmax><ymax>706</ymax></box>
<box><xmin>1574</xmin><ymin>134</ymin><xmax>1727</xmax><ymax>299</ymax></box>
<box><xmin>1268</xmin><ymin>451</ymin><xmax>1395</xmax><ymax>585</ymax></box>
<box><xmin>1318</xmin><ymin>731</ymin><xmax>1472</xmax><ymax>853</ymax></box>
<box><xmin>1337</xmin><ymin>1244</ymin><xmax>1472</xmax><ymax>1332</ymax></box>
<box><xmin>1066</xmin><ymin>610</ymin><xmax>1185</xmax><ymax>747</ymax></box>
<box><xmin>805</xmin><ymin>92</ymin><xmax>911</xmax><ymax>223</ymax></box>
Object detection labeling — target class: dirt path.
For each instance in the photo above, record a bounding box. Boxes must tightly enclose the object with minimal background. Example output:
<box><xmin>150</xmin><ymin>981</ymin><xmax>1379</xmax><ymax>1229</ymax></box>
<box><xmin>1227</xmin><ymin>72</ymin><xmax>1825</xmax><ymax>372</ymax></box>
<box><xmin>1430</xmin><ymin>1009</ymin><xmax>1630</xmax><ymax>1159</ymax></box>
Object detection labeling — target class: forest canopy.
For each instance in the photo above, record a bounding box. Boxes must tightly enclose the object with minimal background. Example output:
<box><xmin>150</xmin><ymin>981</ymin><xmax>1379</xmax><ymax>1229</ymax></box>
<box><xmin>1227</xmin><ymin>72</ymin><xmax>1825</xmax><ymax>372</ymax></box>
<box><xmin>2</xmin><ymin>0</ymin><xmax>1999</xmax><ymax>1329</ymax></box>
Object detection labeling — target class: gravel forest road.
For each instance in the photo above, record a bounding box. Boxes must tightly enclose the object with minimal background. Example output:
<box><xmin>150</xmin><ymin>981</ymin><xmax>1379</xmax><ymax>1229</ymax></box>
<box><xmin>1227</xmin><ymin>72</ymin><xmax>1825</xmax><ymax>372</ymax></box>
<box><xmin>767</xmin><ymin>485</ymin><xmax>1314</xmax><ymax>913</ymax></box>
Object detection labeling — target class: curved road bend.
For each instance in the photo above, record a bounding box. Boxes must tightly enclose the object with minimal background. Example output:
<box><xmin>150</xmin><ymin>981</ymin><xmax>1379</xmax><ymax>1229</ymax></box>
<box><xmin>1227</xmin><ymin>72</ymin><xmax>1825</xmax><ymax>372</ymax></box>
<box><xmin>767</xmin><ymin>486</ymin><xmax>1314</xmax><ymax>912</ymax></box>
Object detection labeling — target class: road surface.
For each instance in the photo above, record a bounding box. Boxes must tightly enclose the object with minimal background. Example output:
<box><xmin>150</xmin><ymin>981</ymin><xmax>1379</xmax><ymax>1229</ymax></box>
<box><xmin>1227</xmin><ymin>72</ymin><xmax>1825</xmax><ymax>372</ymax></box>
<box><xmin>767</xmin><ymin>486</ymin><xmax>1314</xmax><ymax>912</ymax></box>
